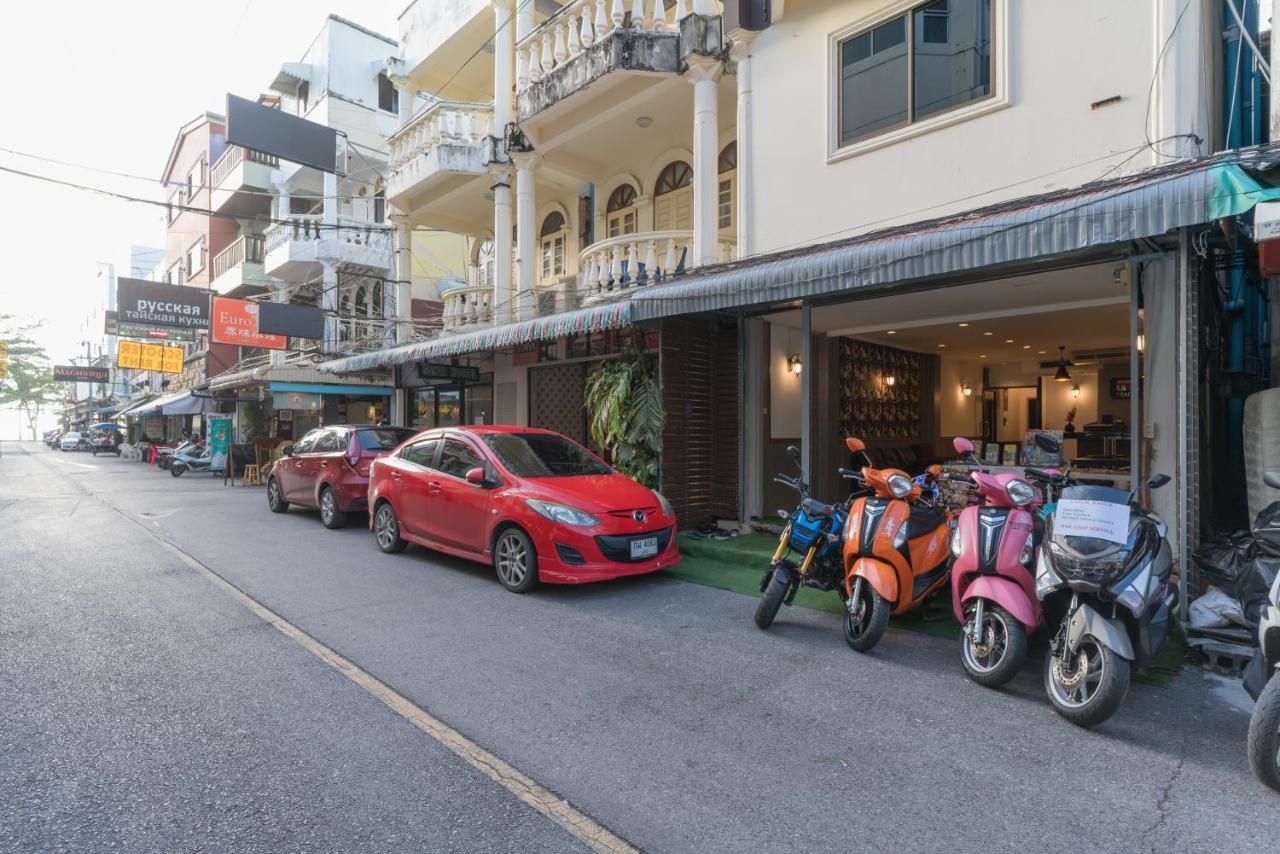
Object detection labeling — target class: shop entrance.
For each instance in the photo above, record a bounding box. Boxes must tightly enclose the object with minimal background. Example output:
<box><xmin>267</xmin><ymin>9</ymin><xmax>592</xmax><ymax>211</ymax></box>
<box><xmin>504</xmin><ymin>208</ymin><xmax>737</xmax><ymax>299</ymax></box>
<box><xmin>756</xmin><ymin>260</ymin><xmax>1177</xmax><ymax>550</ymax></box>
<box><xmin>411</xmin><ymin>377</ymin><xmax>494</xmax><ymax>428</ymax></box>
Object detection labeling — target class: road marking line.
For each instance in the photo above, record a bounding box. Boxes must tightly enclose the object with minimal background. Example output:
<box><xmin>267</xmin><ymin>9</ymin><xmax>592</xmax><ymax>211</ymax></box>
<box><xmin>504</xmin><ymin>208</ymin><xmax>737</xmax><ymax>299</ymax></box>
<box><xmin>22</xmin><ymin>443</ymin><xmax>638</xmax><ymax>852</ymax></box>
<box><xmin>158</xmin><ymin>542</ymin><xmax>637</xmax><ymax>854</ymax></box>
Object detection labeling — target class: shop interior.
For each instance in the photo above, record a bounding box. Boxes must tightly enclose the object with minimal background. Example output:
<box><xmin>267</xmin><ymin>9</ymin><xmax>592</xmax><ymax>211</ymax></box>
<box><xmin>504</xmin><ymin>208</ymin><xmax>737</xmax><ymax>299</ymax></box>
<box><xmin>760</xmin><ymin>261</ymin><xmax>1176</xmax><ymax>523</ymax></box>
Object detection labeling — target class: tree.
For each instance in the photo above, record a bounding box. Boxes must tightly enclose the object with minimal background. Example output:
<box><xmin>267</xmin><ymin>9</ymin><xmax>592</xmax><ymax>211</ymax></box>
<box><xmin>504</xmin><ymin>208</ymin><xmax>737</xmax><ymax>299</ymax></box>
<box><xmin>583</xmin><ymin>336</ymin><xmax>665</xmax><ymax>487</ymax></box>
<box><xmin>0</xmin><ymin>316</ymin><xmax>62</xmax><ymax>440</ymax></box>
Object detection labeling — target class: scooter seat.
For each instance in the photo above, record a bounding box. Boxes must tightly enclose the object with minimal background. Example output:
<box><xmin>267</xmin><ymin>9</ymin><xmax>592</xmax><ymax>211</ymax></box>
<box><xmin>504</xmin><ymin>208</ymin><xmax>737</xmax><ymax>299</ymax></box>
<box><xmin>906</xmin><ymin>505</ymin><xmax>948</xmax><ymax>539</ymax></box>
<box><xmin>801</xmin><ymin>498</ymin><xmax>835</xmax><ymax>518</ymax></box>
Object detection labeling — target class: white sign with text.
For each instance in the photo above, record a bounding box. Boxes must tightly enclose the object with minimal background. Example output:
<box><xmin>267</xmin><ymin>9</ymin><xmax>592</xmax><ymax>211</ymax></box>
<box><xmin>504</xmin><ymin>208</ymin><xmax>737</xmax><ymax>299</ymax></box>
<box><xmin>1054</xmin><ymin>499</ymin><xmax>1131</xmax><ymax>544</ymax></box>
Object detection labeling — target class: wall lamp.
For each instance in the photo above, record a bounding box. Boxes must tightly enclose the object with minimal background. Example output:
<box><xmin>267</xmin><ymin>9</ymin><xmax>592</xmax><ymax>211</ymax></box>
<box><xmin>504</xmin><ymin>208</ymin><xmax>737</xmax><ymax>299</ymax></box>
<box><xmin>787</xmin><ymin>353</ymin><xmax>802</xmax><ymax>375</ymax></box>
<box><xmin>884</xmin><ymin>375</ymin><xmax>895</xmax><ymax>387</ymax></box>
<box><xmin>1071</xmin><ymin>383</ymin><xmax>1081</xmax><ymax>399</ymax></box>
<box><xmin>961</xmin><ymin>382</ymin><xmax>972</xmax><ymax>397</ymax></box>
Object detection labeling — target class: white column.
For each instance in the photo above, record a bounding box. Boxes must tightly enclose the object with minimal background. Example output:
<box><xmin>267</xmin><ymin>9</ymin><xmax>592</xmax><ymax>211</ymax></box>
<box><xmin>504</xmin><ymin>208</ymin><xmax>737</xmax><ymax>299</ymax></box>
<box><xmin>492</xmin><ymin>1</ymin><xmax>515</xmax><ymax>324</ymax></box>
<box><xmin>393</xmin><ymin>76</ymin><xmax>416</xmax><ymax>130</ymax></box>
<box><xmin>512</xmin><ymin>152</ymin><xmax>537</xmax><ymax>321</ymax></box>
<box><xmin>731</xmin><ymin>32</ymin><xmax>756</xmax><ymax>258</ymax></box>
<box><xmin>392</xmin><ymin>215</ymin><xmax>413</xmax><ymax>343</ymax></box>
<box><xmin>686</xmin><ymin>55</ymin><xmax>722</xmax><ymax>266</ymax></box>
<box><xmin>322</xmin><ymin>169</ymin><xmax>339</xmax><ymax>350</ymax></box>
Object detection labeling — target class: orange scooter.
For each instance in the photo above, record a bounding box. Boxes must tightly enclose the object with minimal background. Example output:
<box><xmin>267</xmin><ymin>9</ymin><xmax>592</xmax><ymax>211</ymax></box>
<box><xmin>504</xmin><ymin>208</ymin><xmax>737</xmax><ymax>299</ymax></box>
<box><xmin>841</xmin><ymin>438</ymin><xmax>952</xmax><ymax>652</ymax></box>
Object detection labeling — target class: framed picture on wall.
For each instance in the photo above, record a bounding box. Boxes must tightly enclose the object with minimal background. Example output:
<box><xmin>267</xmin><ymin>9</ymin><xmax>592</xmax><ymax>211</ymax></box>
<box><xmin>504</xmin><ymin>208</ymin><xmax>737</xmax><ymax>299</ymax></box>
<box><xmin>1002</xmin><ymin>443</ymin><xmax>1020</xmax><ymax>466</ymax></box>
<box><xmin>1110</xmin><ymin>378</ymin><xmax>1132</xmax><ymax>400</ymax></box>
<box><xmin>983</xmin><ymin>442</ymin><xmax>1001</xmax><ymax>464</ymax></box>
<box><xmin>278</xmin><ymin>409</ymin><xmax>292</xmax><ymax>422</ymax></box>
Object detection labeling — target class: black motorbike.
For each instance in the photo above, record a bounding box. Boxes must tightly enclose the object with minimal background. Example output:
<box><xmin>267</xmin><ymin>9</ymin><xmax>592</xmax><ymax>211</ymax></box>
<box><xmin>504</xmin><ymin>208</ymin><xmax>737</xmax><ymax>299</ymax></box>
<box><xmin>1033</xmin><ymin>469</ymin><xmax>1175</xmax><ymax>727</ymax></box>
<box><xmin>1244</xmin><ymin>471</ymin><xmax>1280</xmax><ymax>792</ymax></box>
<box><xmin>754</xmin><ymin>445</ymin><xmax>859</xmax><ymax>630</ymax></box>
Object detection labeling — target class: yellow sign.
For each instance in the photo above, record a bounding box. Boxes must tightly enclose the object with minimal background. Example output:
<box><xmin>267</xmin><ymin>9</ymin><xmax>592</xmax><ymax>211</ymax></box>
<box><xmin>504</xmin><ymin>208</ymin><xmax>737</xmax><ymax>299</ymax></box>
<box><xmin>116</xmin><ymin>340</ymin><xmax>184</xmax><ymax>374</ymax></box>
<box><xmin>0</xmin><ymin>359</ymin><xmax>8</xmax><ymax>380</ymax></box>
<box><xmin>0</xmin><ymin>340</ymin><xmax>9</xmax><ymax>356</ymax></box>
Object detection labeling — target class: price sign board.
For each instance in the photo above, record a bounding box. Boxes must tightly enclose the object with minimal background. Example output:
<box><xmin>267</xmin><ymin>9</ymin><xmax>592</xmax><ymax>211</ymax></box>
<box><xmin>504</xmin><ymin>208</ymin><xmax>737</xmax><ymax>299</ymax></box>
<box><xmin>117</xmin><ymin>340</ymin><xmax>185</xmax><ymax>374</ymax></box>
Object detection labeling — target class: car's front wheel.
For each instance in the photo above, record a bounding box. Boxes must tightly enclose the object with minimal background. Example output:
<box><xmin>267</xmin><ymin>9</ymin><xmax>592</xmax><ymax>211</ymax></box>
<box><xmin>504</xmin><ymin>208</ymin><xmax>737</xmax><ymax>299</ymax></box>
<box><xmin>319</xmin><ymin>486</ymin><xmax>348</xmax><ymax>530</ymax></box>
<box><xmin>373</xmin><ymin>502</ymin><xmax>408</xmax><ymax>554</ymax></box>
<box><xmin>494</xmin><ymin>527</ymin><xmax>539</xmax><ymax>593</ymax></box>
<box><xmin>267</xmin><ymin>477</ymin><xmax>289</xmax><ymax>513</ymax></box>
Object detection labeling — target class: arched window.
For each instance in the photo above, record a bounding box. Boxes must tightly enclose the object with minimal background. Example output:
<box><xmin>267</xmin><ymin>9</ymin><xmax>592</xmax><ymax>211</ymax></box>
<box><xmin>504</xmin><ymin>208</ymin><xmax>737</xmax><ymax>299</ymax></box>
<box><xmin>354</xmin><ymin>285</ymin><xmax>369</xmax><ymax>317</ymax></box>
<box><xmin>606</xmin><ymin>184</ymin><xmax>638</xmax><ymax>238</ymax></box>
<box><xmin>474</xmin><ymin>238</ymin><xmax>495</xmax><ymax>289</ymax></box>
<box><xmin>540</xmin><ymin>212</ymin><xmax>567</xmax><ymax>282</ymax></box>
<box><xmin>653</xmin><ymin>161</ymin><xmax>693</xmax><ymax>231</ymax></box>
<box><xmin>718</xmin><ymin>141</ymin><xmax>736</xmax><ymax>231</ymax></box>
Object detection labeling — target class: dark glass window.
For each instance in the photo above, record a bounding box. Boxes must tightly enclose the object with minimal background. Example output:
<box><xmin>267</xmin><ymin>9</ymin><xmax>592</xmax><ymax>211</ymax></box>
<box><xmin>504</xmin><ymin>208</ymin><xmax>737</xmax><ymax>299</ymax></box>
<box><xmin>313</xmin><ymin>430</ymin><xmax>343</xmax><ymax>453</ymax></box>
<box><xmin>357</xmin><ymin>428</ymin><xmax>416</xmax><ymax>451</ymax></box>
<box><xmin>435</xmin><ymin>437</ymin><xmax>484</xmax><ymax>479</ymax></box>
<box><xmin>402</xmin><ymin>438</ymin><xmax>439</xmax><ymax>467</ymax></box>
<box><xmin>292</xmin><ymin>429</ymin><xmax>322</xmax><ymax>454</ymax></box>
<box><xmin>377</xmin><ymin>73</ymin><xmax>399</xmax><ymax>113</ymax></box>
<box><xmin>483</xmin><ymin>433</ymin><xmax>611</xmax><ymax>478</ymax></box>
<box><xmin>838</xmin><ymin>0</ymin><xmax>990</xmax><ymax>145</ymax></box>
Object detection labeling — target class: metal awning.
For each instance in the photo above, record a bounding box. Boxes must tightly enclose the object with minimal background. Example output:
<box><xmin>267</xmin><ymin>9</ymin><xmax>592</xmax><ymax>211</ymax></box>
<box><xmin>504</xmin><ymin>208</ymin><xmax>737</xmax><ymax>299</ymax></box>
<box><xmin>270</xmin><ymin>63</ymin><xmax>312</xmax><ymax>96</ymax></box>
<box><xmin>630</xmin><ymin>149</ymin><xmax>1280</xmax><ymax>320</ymax></box>
<box><xmin>317</xmin><ymin>298</ymin><xmax>633</xmax><ymax>374</ymax></box>
<box><xmin>268</xmin><ymin>382</ymin><xmax>393</xmax><ymax>396</ymax></box>
<box><xmin>118</xmin><ymin>396</ymin><xmax>159</xmax><ymax>418</ymax></box>
<box><xmin>210</xmin><ymin>361</ymin><xmax>393</xmax><ymax>391</ymax></box>
<box><xmin>124</xmin><ymin>390</ymin><xmax>221</xmax><ymax>417</ymax></box>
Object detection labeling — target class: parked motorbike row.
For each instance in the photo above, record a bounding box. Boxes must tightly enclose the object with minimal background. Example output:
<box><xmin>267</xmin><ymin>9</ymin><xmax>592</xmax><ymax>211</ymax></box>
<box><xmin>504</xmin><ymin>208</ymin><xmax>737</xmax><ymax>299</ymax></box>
<box><xmin>755</xmin><ymin>434</ymin><xmax>1177</xmax><ymax>732</ymax></box>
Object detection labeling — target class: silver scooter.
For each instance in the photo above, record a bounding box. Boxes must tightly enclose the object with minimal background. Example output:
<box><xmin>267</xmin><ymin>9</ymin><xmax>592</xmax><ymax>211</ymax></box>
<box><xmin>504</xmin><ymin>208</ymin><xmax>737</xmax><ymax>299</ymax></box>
<box><xmin>169</xmin><ymin>443</ymin><xmax>212</xmax><ymax>477</ymax></box>
<box><xmin>1243</xmin><ymin>471</ymin><xmax>1280</xmax><ymax>792</ymax></box>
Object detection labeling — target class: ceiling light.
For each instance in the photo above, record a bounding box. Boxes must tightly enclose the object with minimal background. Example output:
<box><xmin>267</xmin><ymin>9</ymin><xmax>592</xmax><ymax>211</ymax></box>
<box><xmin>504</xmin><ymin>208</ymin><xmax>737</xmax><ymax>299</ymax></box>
<box><xmin>1022</xmin><ymin>345</ymin><xmax>1031</xmax><ymax>349</ymax></box>
<box><xmin>1054</xmin><ymin>346</ymin><xmax>1072</xmax><ymax>382</ymax></box>
<box><xmin>1038</xmin><ymin>350</ymin><xmax>1047</xmax><ymax>355</ymax></box>
<box><xmin>979</xmin><ymin>354</ymin><xmax>987</xmax><ymax>359</ymax></box>
<box><xmin>886</xmin><ymin>330</ymin><xmax>896</xmax><ymax>335</ymax></box>
<box><xmin>958</xmin><ymin>322</ymin><xmax>969</xmax><ymax>327</ymax></box>
<box><xmin>937</xmin><ymin>343</ymin><xmax>946</xmax><ymax>348</ymax></box>
<box><xmin>983</xmin><ymin>331</ymin><xmax>993</xmax><ymax>336</ymax></box>
<box><xmin>1005</xmin><ymin>339</ymin><xmax>1015</xmax><ymax>344</ymax></box>
<box><xmin>635</xmin><ymin>116</ymin><xmax>653</xmax><ymax>128</ymax></box>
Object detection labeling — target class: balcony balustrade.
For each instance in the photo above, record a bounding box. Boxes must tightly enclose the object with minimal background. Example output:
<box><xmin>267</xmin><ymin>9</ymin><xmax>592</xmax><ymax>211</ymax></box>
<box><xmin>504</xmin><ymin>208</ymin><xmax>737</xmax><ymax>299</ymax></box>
<box><xmin>263</xmin><ymin>215</ymin><xmax>393</xmax><ymax>278</ymax></box>
<box><xmin>387</xmin><ymin>100</ymin><xmax>494</xmax><ymax>202</ymax></box>
<box><xmin>577</xmin><ymin>229</ymin><xmax>734</xmax><ymax>303</ymax></box>
<box><xmin>441</xmin><ymin>285</ymin><xmax>494</xmax><ymax>330</ymax></box>
<box><xmin>212</xmin><ymin>235</ymin><xmax>266</xmax><ymax>281</ymax></box>
<box><xmin>211</xmin><ymin>145</ymin><xmax>279</xmax><ymax>188</ymax></box>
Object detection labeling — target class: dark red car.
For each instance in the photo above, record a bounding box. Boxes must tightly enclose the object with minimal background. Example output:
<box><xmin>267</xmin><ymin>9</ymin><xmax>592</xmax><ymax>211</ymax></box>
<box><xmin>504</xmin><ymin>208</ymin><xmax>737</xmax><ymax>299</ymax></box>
<box><xmin>367</xmin><ymin>426</ymin><xmax>680</xmax><ymax>592</ymax></box>
<box><xmin>267</xmin><ymin>424</ymin><xmax>418</xmax><ymax>528</ymax></box>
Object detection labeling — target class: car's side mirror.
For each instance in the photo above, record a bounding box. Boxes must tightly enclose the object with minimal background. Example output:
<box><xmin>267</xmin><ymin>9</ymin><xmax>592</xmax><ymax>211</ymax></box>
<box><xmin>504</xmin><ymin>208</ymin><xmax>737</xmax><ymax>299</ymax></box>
<box><xmin>465</xmin><ymin>467</ymin><xmax>486</xmax><ymax>485</ymax></box>
<box><xmin>282</xmin><ymin>445</ymin><xmax>294</xmax><ymax>457</ymax></box>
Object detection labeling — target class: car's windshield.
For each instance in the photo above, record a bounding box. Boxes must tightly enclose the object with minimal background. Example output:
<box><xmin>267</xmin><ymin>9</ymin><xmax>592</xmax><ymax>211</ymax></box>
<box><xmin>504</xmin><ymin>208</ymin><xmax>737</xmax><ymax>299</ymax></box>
<box><xmin>357</xmin><ymin>428</ymin><xmax>417</xmax><ymax>451</ymax></box>
<box><xmin>483</xmin><ymin>433</ymin><xmax>611</xmax><ymax>478</ymax></box>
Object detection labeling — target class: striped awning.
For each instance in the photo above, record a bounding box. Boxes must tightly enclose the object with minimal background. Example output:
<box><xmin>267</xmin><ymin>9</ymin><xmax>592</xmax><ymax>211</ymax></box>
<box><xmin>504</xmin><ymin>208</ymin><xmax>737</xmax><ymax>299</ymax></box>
<box><xmin>317</xmin><ymin>298</ymin><xmax>633</xmax><ymax>374</ymax></box>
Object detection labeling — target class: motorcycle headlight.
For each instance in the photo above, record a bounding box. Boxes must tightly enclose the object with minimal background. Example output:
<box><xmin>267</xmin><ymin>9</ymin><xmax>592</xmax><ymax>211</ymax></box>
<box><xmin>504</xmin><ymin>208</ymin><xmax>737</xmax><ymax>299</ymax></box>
<box><xmin>1035</xmin><ymin>547</ymin><xmax>1063</xmax><ymax>600</ymax></box>
<box><xmin>523</xmin><ymin>499</ymin><xmax>600</xmax><ymax>527</ymax></box>
<box><xmin>1019</xmin><ymin>532</ymin><xmax>1035</xmax><ymax>567</ymax></box>
<box><xmin>652</xmin><ymin>490</ymin><xmax>674</xmax><ymax>518</ymax></box>
<box><xmin>1006</xmin><ymin>479</ymin><xmax>1035</xmax><ymax>507</ymax></box>
<box><xmin>951</xmin><ymin>526</ymin><xmax>963</xmax><ymax>558</ymax></box>
<box><xmin>887</xmin><ymin>474</ymin><xmax>913</xmax><ymax>499</ymax></box>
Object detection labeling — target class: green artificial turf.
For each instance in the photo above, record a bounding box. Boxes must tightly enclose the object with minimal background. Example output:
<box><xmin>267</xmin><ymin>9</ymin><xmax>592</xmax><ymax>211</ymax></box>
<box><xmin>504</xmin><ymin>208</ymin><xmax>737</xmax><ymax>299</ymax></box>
<box><xmin>662</xmin><ymin>531</ymin><xmax>1184</xmax><ymax>686</ymax></box>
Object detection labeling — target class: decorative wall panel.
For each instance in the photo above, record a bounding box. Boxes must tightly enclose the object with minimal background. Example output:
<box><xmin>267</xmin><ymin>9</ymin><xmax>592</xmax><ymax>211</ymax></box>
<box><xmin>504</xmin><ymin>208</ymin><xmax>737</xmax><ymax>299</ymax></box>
<box><xmin>839</xmin><ymin>338</ymin><xmax>922</xmax><ymax>441</ymax></box>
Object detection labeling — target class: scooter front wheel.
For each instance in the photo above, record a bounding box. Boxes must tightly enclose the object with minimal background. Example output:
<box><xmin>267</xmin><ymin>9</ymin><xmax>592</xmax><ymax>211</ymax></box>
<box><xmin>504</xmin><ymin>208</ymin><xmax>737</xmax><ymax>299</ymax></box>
<box><xmin>1247</xmin><ymin>672</ymin><xmax>1280</xmax><ymax>792</ymax></box>
<box><xmin>170</xmin><ymin>463</ymin><xmax>186</xmax><ymax>478</ymax></box>
<box><xmin>755</xmin><ymin>574</ymin><xmax>789</xmax><ymax>630</ymax></box>
<box><xmin>843</xmin><ymin>584</ymin><xmax>890</xmax><ymax>652</ymax></box>
<box><xmin>1044</xmin><ymin>637</ymin><xmax>1129</xmax><ymax>727</ymax></box>
<box><xmin>961</xmin><ymin>602</ymin><xmax>1027</xmax><ymax>688</ymax></box>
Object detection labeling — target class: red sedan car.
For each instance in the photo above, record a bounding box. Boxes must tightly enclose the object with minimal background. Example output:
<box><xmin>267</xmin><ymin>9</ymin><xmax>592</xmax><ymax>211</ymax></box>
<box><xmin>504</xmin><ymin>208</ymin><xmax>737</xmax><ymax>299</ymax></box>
<box><xmin>367</xmin><ymin>426</ymin><xmax>680</xmax><ymax>592</ymax></box>
<box><xmin>267</xmin><ymin>425</ymin><xmax>418</xmax><ymax>528</ymax></box>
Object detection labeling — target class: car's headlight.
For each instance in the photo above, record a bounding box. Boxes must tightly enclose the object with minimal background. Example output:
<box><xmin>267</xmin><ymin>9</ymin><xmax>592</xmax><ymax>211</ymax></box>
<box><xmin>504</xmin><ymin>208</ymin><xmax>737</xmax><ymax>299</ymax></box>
<box><xmin>1007</xmin><ymin>479</ymin><xmax>1035</xmax><ymax>507</ymax></box>
<box><xmin>887</xmin><ymin>473</ymin><xmax>913</xmax><ymax>499</ymax></box>
<box><xmin>652</xmin><ymin>490</ymin><xmax>674</xmax><ymax>518</ymax></box>
<box><xmin>524</xmin><ymin>498</ymin><xmax>600</xmax><ymax>527</ymax></box>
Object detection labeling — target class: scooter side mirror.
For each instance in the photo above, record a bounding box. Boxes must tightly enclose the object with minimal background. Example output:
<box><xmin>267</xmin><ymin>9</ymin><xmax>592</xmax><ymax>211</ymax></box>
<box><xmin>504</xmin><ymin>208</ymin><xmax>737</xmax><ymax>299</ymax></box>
<box><xmin>846</xmin><ymin>437</ymin><xmax>866</xmax><ymax>454</ymax></box>
<box><xmin>1147</xmin><ymin>473</ymin><xmax>1171</xmax><ymax>490</ymax></box>
<box><xmin>1265</xmin><ymin>471</ymin><xmax>1280</xmax><ymax>490</ymax></box>
<box><xmin>952</xmin><ymin>437</ymin><xmax>974</xmax><ymax>456</ymax></box>
<box><xmin>786</xmin><ymin>445</ymin><xmax>802</xmax><ymax>469</ymax></box>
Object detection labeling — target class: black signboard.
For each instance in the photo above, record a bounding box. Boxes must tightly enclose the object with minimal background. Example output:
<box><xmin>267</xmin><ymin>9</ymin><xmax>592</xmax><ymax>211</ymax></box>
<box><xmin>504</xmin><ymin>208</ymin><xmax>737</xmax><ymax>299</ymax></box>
<box><xmin>54</xmin><ymin>365</ymin><xmax>110</xmax><ymax>383</ymax></box>
<box><xmin>258</xmin><ymin>302</ymin><xmax>325</xmax><ymax>339</ymax></box>
<box><xmin>116</xmin><ymin>277</ymin><xmax>212</xmax><ymax>334</ymax></box>
<box><xmin>418</xmin><ymin>363</ymin><xmax>481</xmax><ymax>383</ymax></box>
<box><xmin>226</xmin><ymin>94</ymin><xmax>338</xmax><ymax>174</ymax></box>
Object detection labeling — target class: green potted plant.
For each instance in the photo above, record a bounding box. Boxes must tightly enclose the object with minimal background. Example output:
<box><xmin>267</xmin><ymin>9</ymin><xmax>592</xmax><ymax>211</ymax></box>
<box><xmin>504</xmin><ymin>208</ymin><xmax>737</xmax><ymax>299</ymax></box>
<box><xmin>583</xmin><ymin>337</ymin><xmax>664</xmax><ymax>487</ymax></box>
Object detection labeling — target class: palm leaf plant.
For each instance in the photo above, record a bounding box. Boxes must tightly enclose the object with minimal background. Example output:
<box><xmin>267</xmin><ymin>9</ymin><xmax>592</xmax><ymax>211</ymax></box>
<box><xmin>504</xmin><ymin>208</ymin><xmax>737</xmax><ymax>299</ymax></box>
<box><xmin>583</xmin><ymin>337</ymin><xmax>664</xmax><ymax>487</ymax></box>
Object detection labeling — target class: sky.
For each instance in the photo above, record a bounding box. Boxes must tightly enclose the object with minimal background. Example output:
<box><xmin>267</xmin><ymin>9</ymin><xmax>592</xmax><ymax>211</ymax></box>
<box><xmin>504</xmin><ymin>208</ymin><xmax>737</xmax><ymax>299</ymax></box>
<box><xmin>0</xmin><ymin>0</ymin><xmax>407</xmax><ymax>438</ymax></box>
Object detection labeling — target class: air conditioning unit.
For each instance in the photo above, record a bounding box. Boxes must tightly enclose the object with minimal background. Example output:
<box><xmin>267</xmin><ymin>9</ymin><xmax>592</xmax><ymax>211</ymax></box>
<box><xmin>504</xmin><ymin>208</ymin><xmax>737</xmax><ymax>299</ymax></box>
<box><xmin>1037</xmin><ymin>347</ymin><xmax>1130</xmax><ymax>368</ymax></box>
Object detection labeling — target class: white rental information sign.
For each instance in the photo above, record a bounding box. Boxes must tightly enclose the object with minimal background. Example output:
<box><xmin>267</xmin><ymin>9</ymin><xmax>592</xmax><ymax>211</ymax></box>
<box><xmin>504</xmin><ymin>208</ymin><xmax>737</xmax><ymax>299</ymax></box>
<box><xmin>1054</xmin><ymin>499</ymin><xmax>1131</xmax><ymax>544</ymax></box>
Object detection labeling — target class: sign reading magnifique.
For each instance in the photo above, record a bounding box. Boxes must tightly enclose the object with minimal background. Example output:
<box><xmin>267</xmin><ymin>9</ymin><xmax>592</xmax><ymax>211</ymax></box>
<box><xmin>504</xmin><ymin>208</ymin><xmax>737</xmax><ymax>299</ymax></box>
<box><xmin>117</xmin><ymin>340</ymin><xmax>185</xmax><ymax>374</ymax></box>
<box><xmin>53</xmin><ymin>365</ymin><xmax>110</xmax><ymax>383</ymax></box>
<box><xmin>116</xmin><ymin>277</ymin><xmax>212</xmax><ymax>336</ymax></box>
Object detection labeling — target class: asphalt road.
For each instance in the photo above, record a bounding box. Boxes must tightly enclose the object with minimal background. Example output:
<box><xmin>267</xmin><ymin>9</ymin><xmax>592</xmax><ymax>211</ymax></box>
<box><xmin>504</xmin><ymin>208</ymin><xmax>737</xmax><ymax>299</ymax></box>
<box><xmin>2</xmin><ymin>441</ymin><xmax>1278</xmax><ymax>852</ymax></box>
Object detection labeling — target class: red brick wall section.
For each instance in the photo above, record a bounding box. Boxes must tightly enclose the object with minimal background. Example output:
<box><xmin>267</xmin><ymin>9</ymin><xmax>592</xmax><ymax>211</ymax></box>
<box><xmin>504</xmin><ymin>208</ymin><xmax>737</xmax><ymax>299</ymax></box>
<box><xmin>660</xmin><ymin>319</ymin><xmax>740</xmax><ymax>527</ymax></box>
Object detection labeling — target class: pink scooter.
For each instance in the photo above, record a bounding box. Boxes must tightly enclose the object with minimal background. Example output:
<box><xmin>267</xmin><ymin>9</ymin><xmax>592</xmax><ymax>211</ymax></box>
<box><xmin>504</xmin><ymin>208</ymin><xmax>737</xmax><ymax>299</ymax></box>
<box><xmin>947</xmin><ymin>437</ymin><xmax>1044</xmax><ymax>687</ymax></box>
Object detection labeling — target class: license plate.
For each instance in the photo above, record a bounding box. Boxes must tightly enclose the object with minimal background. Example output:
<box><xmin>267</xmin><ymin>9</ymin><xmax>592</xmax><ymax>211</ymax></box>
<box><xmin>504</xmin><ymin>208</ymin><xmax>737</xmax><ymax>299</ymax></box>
<box><xmin>630</xmin><ymin>536</ymin><xmax>659</xmax><ymax>560</ymax></box>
